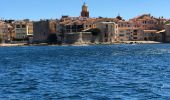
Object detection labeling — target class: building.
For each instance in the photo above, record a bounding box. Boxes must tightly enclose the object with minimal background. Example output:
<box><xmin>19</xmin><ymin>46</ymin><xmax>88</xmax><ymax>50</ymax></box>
<box><xmin>33</xmin><ymin>19</ymin><xmax>58</xmax><ymax>43</ymax></box>
<box><xmin>130</xmin><ymin>14</ymin><xmax>157</xmax><ymax>30</ymax></box>
<box><xmin>58</xmin><ymin>16</ymin><xmax>97</xmax><ymax>43</ymax></box>
<box><xmin>130</xmin><ymin>14</ymin><xmax>165</xmax><ymax>30</ymax></box>
<box><xmin>165</xmin><ymin>24</ymin><xmax>170</xmax><ymax>42</ymax></box>
<box><xmin>81</xmin><ymin>3</ymin><xmax>89</xmax><ymax>18</ymax></box>
<box><xmin>4</xmin><ymin>20</ymin><xmax>15</xmax><ymax>42</ymax></box>
<box><xmin>116</xmin><ymin>14</ymin><xmax>166</xmax><ymax>42</ymax></box>
<box><xmin>117</xmin><ymin>21</ymin><xmax>133</xmax><ymax>41</ymax></box>
<box><xmin>14</xmin><ymin>20</ymin><xmax>33</xmax><ymax>40</ymax></box>
<box><xmin>116</xmin><ymin>20</ymin><xmax>142</xmax><ymax>41</ymax></box>
<box><xmin>0</xmin><ymin>21</ymin><xmax>14</xmax><ymax>43</ymax></box>
<box><xmin>0</xmin><ymin>21</ymin><xmax>8</xmax><ymax>43</ymax></box>
<box><xmin>96</xmin><ymin>22</ymin><xmax>119</xmax><ymax>43</ymax></box>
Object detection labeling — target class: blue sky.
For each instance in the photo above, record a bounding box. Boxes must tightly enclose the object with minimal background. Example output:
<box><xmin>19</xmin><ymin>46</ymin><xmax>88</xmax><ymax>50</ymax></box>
<box><xmin>0</xmin><ymin>0</ymin><xmax>169</xmax><ymax>20</ymax></box>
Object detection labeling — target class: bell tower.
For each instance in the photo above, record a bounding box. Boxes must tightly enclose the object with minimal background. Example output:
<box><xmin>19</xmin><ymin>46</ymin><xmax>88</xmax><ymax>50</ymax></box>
<box><xmin>81</xmin><ymin>2</ymin><xmax>89</xmax><ymax>18</ymax></box>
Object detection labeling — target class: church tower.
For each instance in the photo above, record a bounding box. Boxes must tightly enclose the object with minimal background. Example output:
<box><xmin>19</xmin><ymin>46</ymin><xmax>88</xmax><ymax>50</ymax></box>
<box><xmin>81</xmin><ymin>2</ymin><xmax>89</xmax><ymax>18</ymax></box>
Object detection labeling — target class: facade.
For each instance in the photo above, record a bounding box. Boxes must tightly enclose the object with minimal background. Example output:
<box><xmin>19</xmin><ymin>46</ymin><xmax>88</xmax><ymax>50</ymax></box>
<box><xmin>96</xmin><ymin>22</ymin><xmax>119</xmax><ymax>43</ymax></box>
<box><xmin>4</xmin><ymin>20</ymin><xmax>15</xmax><ymax>41</ymax></box>
<box><xmin>165</xmin><ymin>24</ymin><xmax>170</xmax><ymax>42</ymax></box>
<box><xmin>118</xmin><ymin>29</ymin><xmax>130</xmax><ymax>41</ymax></box>
<box><xmin>64</xmin><ymin>21</ymin><xmax>84</xmax><ymax>33</ymax></box>
<box><xmin>14</xmin><ymin>20</ymin><xmax>33</xmax><ymax>40</ymax></box>
<box><xmin>117</xmin><ymin>21</ymin><xmax>133</xmax><ymax>41</ymax></box>
<box><xmin>0</xmin><ymin>21</ymin><xmax>8</xmax><ymax>42</ymax></box>
<box><xmin>116</xmin><ymin>20</ymin><xmax>143</xmax><ymax>41</ymax></box>
<box><xmin>131</xmin><ymin>29</ymin><xmax>144</xmax><ymax>41</ymax></box>
<box><xmin>33</xmin><ymin>19</ymin><xmax>58</xmax><ymax>43</ymax></box>
<box><xmin>0</xmin><ymin>21</ymin><xmax>14</xmax><ymax>42</ymax></box>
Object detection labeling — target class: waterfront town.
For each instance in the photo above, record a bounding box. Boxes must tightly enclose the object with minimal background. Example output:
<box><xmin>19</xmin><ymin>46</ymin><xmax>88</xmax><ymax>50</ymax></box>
<box><xmin>0</xmin><ymin>3</ymin><xmax>170</xmax><ymax>46</ymax></box>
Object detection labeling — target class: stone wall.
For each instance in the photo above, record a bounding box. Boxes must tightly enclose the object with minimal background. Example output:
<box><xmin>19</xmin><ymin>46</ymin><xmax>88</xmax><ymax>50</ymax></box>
<box><xmin>65</xmin><ymin>32</ymin><xmax>92</xmax><ymax>44</ymax></box>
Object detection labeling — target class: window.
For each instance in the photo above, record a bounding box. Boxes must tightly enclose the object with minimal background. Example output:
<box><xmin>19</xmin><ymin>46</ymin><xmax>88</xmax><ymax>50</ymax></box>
<box><xmin>133</xmin><ymin>37</ymin><xmax>137</xmax><ymax>39</ymax></box>
<box><xmin>22</xmin><ymin>25</ymin><xmax>26</xmax><ymax>28</ymax></box>
<box><xmin>105</xmin><ymin>33</ymin><xmax>107</xmax><ymax>37</ymax></box>
<box><xmin>119</xmin><ymin>34</ymin><xmax>125</xmax><ymax>37</ymax></box>
<box><xmin>67</xmin><ymin>30</ymin><xmax>70</xmax><ymax>32</ymax></box>
<box><xmin>106</xmin><ymin>24</ymin><xmax>108</xmax><ymax>28</ymax></box>
<box><xmin>133</xmin><ymin>33</ymin><xmax>137</xmax><ymax>35</ymax></box>
<box><xmin>16</xmin><ymin>25</ymin><xmax>20</xmax><ymax>28</ymax></box>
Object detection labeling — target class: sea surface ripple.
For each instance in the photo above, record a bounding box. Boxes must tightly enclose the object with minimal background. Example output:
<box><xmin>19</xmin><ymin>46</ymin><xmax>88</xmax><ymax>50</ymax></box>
<box><xmin>0</xmin><ymin>44</ymin><xmax>170</xmax><ymax>100</ymax></box>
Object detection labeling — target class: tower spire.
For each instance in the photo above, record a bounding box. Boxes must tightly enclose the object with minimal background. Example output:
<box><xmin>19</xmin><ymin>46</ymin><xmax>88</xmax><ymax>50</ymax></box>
<box><xmin>81</xmin><ymin>2</ymin><xmax>89</xmax><ymax>18</ymax></box>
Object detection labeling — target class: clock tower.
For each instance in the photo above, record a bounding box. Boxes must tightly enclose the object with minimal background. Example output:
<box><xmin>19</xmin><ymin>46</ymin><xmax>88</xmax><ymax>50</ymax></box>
<box><xmin>81</xmin><ymin>2</ymin><xmax>89</xmax><ymax>18</ymax></box>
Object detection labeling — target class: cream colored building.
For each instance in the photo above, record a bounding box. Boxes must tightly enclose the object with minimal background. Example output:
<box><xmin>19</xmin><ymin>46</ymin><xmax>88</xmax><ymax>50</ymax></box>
<box><xmin>118</xmin><ymin>28</ymin><xmax>131</xmax><ymax>41</ymax></box>
<box><xmin>96</xmin><ymin>22</ymin><xmax>119</xmax><ymax>43</ymax></box>
<box><xmin>14</xmin><ymin>20</ymin><xmax>33</xmax><ymax>40</ymax></box>
<box><xmin>131</xmin><ymin>28</ymin><xmax>144</xmax><ymax>41</ymax></box>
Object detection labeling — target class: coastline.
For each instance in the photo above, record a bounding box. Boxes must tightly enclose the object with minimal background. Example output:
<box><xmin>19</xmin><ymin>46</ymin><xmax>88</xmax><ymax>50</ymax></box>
<box><xmin>0</xmin><ymin>41</ymin><xmax>163</xmax><ymax>47</ymax></box>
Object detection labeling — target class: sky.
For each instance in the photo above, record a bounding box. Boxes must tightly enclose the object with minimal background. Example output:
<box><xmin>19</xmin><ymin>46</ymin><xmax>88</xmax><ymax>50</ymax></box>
<box><xmin>0</xmin><ymin>0</ymin><xmax>170</xmax><ymax>20</ymax></box>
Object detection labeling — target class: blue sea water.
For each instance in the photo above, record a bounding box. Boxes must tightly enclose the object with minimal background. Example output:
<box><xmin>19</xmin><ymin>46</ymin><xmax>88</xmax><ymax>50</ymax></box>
<box><xmin>0</xmin><ymin>44</ymin><xmax>170</xmax><ymax>100</ymax></box>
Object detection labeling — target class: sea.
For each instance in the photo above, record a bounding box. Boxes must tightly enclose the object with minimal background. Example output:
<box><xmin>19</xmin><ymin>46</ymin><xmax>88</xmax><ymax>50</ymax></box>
<box><xmin>0</xmin><ymin>44</ymin><xmax>170</xmax><ymax>100</ymax></box>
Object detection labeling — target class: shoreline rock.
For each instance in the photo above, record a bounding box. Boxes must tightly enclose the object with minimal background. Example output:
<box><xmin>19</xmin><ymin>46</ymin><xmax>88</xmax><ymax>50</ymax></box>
<box><xmin>0</xmin><ymin>41</ymin><xmax>164</xmax><ymax>47</ymax></box>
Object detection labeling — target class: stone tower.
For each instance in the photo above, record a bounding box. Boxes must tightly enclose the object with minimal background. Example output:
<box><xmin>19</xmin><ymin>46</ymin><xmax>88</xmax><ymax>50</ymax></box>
<box><xmin>81</xmin><ymin>2</ymin><xmax>89</xmax><ymax>18</ymax></box>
